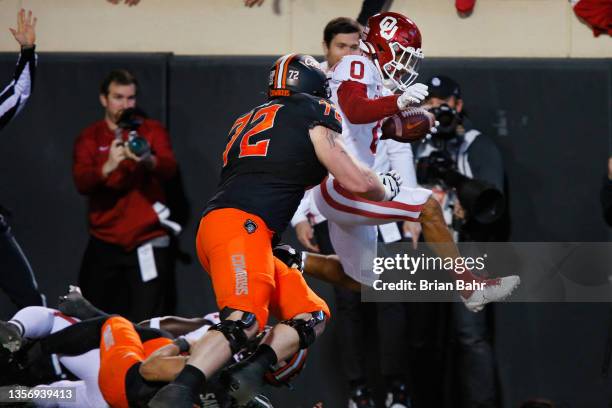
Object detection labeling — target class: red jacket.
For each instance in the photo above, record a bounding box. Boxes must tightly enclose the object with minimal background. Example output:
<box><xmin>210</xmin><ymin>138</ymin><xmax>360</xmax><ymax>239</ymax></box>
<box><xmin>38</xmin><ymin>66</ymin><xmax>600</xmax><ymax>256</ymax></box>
<box><xmin>73</xmin><ymin>119</ymin><xmax>177</xmax><ymax>251</ymax></box>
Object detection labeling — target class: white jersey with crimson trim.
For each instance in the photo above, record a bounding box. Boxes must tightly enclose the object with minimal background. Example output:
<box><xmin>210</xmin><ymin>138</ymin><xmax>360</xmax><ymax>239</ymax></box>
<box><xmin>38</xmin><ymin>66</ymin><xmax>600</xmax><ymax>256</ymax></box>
<box><xmin>329</xmin><ymin>55</ymin><xmax>386</xmax><ymax>168</ymax></box>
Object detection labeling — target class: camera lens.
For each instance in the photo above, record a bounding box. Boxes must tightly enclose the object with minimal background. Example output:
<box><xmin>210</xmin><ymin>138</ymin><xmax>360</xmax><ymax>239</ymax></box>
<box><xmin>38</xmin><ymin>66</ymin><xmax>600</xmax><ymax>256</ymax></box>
<box><xmin>436</xmin><ymin>110</ymin><xmax>454</xmax><ymax>127</ymax></box>
<box><xmin>429</xmin><ymin>104</ymin><xmax>459</xmax><ymax>137</ymax></box>
<box><xmin>128</xmin><ymin>136</ymin><xmax>150</xmax><ymax>157</ymax></box>
<box><xmin>430</xmin><ymin>104</ymin><xmax>455</xmax><ymax>126</ymax></box>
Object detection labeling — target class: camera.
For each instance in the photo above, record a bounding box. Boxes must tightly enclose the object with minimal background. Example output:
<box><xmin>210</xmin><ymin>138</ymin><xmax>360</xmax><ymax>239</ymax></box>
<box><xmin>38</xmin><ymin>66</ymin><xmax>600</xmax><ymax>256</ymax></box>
<box><xmin>117</xmin><ymin>107</ymin><xmax>151</xmax><ymax>157</ymax></box>
<box><xmin>416</xmin><ymin>151</ymin><xmax>505</xmax><ymax>224</ymax></box>
<box><xmin>429</xmin><ymin>103</ymin><xmax>460</xmax><ymax>138</ymax></box>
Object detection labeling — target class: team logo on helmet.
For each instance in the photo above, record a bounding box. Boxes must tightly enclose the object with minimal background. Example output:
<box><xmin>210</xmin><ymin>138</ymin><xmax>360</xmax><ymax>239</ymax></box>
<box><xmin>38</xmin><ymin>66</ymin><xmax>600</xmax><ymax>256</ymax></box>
<box><xmin>362</xmin><ymin>12</ymin><xmax>424</xmax><ymax>92</ymax></box>
<box><xmin>268</xmin><ymin>54</ymin><xmax>329</xmax><ymax>99</ymax></box>
<box><xmin>379</xmin><ymin>16</ymin><xmax>398</xmax><ymax>40</ymax></box>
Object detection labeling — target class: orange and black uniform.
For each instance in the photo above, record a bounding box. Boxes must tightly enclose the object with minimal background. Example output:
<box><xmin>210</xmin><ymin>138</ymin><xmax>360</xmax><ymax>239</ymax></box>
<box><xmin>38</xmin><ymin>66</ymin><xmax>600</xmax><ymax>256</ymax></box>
<box><xmin>199</xmin><ymin>93</ymin><xmax>341</xmax><ymax>330</ymax></box>
<box><xmin>99</xmin><ymin>316</ymin><xmax>174</xmax><ymax>408</ymax></box>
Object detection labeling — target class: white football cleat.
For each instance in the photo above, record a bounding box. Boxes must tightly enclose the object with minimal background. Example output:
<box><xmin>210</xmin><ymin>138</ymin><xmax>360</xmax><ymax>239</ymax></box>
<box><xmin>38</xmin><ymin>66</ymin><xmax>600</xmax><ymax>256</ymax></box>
<box><xmin>461</xmin><ymin>275</ymin><xmax>521</xmax><ymax>312</ymax></box>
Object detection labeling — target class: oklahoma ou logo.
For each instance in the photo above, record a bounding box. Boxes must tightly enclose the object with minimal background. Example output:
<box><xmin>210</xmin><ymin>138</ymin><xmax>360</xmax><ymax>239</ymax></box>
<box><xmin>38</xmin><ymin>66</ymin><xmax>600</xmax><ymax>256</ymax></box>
<box><xmin>380</xmin><ymin>16</ymin><xmax>398</xmax><ymax>40</ymax></box>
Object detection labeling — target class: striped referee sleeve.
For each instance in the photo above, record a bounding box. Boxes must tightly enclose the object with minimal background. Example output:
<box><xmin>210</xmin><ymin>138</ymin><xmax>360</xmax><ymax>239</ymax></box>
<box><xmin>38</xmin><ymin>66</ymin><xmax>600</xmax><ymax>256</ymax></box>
<box><xmin>0</xmin><ymin>45</ymin><xmax>36</xmax><ymax>131</ymax></box>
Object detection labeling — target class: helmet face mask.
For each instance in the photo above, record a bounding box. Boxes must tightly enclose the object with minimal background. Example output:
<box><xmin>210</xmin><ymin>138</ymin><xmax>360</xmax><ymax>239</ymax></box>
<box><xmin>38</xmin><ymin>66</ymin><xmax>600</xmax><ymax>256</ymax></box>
<box><xmin>382</xmin><ymin>42</ymin><xmax>424</xmax><ymax>91</ymax></box>
<box><xmin>361</xmin><ymin>12</ymin><xmax>424</xmax><ymax>92</ymax></box>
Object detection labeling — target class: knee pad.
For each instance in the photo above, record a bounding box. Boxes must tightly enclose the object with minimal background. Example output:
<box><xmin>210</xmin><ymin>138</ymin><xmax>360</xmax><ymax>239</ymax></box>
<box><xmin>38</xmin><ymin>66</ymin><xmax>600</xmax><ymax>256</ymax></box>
<box><xmin>279</xmin><ymin>311</ymin><xmax>326</xmax><ymax>349</ymax></box>
<box><xmin>209</xmin><ymin>309</ymin><xmax>256</xmax><ymax>354</ymax></box>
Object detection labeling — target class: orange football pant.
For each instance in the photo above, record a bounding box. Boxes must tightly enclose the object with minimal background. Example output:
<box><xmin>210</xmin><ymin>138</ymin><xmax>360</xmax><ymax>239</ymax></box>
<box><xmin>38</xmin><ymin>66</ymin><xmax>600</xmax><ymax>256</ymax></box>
<box><xmin>196</xmin><ymin>208</ymin><xmax>330</xmax><ymax>331</ymax></box>
<box><xmin>98</xmin><ymin>316</ymin><xmax>172</xmax><ymax>408</ymax></box>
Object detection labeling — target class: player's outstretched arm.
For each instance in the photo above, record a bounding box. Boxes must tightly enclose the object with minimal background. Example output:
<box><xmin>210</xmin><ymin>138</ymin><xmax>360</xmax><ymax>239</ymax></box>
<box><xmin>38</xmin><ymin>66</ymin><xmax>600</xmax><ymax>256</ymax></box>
<box><xmin>138</xmin><ymin>316</ymin><xmax>209</xmax><ymax>336</ymax></box>
<box><xmin>310</xmin><ymin>125</ymin><xmax>385</xmax><ymax>201</ymax></box>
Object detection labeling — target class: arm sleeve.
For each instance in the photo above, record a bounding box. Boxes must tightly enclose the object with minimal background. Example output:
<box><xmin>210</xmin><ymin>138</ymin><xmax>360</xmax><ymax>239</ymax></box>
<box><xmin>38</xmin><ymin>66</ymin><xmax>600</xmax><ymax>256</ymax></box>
<box><xmin>72</xmin><ymin>131</ymin><xmax>106</xmax><ymax>195</ymax></box>
<box><xmin>337</xmin><ymin>81</ymin><xmax>400</xmax><ymax>125</ymax></box>
<box><xmin>466</xmin><ymin>135</ymin><xmax>504</xmax><ymax>190</ymax></box>
<box><xmin>600</xmin><ymin>175</ymin><xmax>612</xmax><ymax>227</ymax></box>
<box><xmin>148</xmin><ymin>122</ymin><xmax>178</xmax><ymax>180</ymax></box>
<box><xmin>72</xmin><ymin>129</ymin><xmax>138</xmax><ymax>194</ymax></box>
<box><xmin>0</xmin><ymin>46</ymin><xmax>36</xmax><ymax>131</ymax></box>
<box><xmin>104</xmin><ymin>159</ymin><xmax>138</xmax><ymax>190</ymax></box>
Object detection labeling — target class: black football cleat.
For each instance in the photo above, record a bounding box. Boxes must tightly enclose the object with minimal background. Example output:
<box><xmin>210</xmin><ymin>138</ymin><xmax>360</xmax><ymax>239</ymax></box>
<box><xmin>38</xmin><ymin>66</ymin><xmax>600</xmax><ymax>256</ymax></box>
<box><xmin>221</xmin><ymin>360</ymin><xmax>267</xmax><ymax>405</ymax></box>
<box><xmin>57</xmin><ymin>285</ymin><xmax>104</xmax><ymax>320</ymax></box>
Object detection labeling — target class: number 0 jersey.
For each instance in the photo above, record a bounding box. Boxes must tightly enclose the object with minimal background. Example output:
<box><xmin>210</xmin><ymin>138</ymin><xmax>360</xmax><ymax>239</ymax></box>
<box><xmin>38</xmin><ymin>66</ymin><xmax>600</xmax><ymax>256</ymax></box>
<box><xmin>204</xmin><ymin>93</ymin><xmax>342</xmax><ymax>237</ymax></box>
<box><xmin>329</xmin><ymin>55</ymin><xmax>386</xmax><ymax>168</ymax></box>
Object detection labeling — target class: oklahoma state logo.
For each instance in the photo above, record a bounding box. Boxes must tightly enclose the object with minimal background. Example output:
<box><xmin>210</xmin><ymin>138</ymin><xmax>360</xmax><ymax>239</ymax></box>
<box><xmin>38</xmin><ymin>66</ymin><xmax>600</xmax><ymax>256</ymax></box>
<box><xmin>231</xmin><ymin>254</ymin><xmax>249</xmax><ymax>295</ymax></box>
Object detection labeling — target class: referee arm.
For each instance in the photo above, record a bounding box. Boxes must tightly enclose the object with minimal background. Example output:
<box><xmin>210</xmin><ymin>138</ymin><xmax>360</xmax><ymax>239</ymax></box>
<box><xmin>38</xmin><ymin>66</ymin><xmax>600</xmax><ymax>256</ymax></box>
<box><xmin>0</xmin><ymin>9</ymin><xmax>37</xmax><ymax>131</ymax></box>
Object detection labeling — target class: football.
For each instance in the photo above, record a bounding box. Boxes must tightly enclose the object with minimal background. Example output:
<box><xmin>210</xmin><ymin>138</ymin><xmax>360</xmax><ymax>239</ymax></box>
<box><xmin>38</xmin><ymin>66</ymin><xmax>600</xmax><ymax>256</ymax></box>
<box><xmin>380</xmin><ymin>108</ymin><xmax>435</xmax><ymax>143</ymax></box>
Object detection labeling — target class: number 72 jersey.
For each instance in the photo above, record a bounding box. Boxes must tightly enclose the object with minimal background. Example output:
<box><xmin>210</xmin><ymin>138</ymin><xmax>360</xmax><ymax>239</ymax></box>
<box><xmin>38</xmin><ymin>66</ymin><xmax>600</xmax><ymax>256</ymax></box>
<box><xmin>204</xmin><ymin>93</ymin><xmax>342</xmax><ymax>236</ymax></box>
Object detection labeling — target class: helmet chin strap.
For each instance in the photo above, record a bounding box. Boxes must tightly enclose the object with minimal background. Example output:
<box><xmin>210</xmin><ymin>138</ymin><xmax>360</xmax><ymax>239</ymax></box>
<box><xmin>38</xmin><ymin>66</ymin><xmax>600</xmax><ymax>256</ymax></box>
<box><xmin>358</xmin><ymin>39</ymin><xmax>371</xmax><ymax>54</ymax></box>
<box><xmin>370</xmin><ymin>56</ymin><xmax>397</xmax><ymax>91</ymax></box>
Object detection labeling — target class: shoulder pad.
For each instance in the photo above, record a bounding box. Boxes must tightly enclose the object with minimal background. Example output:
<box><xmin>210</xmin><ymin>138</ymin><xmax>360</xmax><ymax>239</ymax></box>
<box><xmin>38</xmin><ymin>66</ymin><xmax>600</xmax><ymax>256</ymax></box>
<box><xmin>307</xmin><ymin>96</ymin><xmax>342</xmax><ymax>134</ymax></box>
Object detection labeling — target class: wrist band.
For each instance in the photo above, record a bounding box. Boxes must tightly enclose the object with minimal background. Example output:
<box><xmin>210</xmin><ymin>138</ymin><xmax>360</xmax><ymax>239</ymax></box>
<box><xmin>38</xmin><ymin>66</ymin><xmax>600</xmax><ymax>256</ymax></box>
<box><xmin>149</xmin><ymin>317</ymin><xmax>161</xmax><ymax>329</ymax></box>
<box><xmin>174</xmin><ymin>337</ymin><xmax>190</xmax><ymax>353</ymax></box>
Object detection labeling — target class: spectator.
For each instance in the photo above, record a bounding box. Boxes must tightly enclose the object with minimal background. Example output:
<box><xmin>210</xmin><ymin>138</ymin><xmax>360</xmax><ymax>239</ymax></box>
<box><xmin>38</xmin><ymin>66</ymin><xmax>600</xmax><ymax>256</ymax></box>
<box><xmin>72</xmin><ymin>69</ymin><xmax>178</xmax><ymax>322</ymax></box>
<box><xmin>0</xmin><ymin>9</ymin><xmax>45</xmax><ymax>310</ymax></box>
<box><xmin>414</xmin><ymin>75</ymin><xmax>505</xmax><ymax>408</ymax></box>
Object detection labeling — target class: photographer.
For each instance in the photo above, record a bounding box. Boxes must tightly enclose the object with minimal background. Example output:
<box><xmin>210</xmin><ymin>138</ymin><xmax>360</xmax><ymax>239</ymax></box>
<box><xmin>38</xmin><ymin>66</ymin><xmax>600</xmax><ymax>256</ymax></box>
<box><xmin>415</xmin><ymin>75</ymin><xmax>504</xmax><ymax>408</ymax></box>
<box><xmin>72</xmin><ymin>69</ymin><xmax>178</xmax><ymax>322</ymax></box>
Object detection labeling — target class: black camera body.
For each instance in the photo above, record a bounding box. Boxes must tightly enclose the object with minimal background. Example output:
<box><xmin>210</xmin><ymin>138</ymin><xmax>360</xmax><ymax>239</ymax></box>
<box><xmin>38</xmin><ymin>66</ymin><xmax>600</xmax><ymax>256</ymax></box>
<box><xmin>417</xmin><ymin>150</ymin><xmax>505</xmax><ymax>224</ymax></box>
<box><xmin>117</xmin><ymin>107</ymin><xmax>151</xmax><ymax>158</ymax></box>
<box><xmin>429</xmin><ymin>103</ymin><xmax>460</xmax><ymax>138</ymax></box>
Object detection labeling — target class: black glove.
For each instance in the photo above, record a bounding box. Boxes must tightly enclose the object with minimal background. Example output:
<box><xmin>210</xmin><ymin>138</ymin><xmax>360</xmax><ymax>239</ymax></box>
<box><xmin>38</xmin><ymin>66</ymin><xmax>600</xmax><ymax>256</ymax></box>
<box><xmin>272</xmin><ymin>243</ymin><xmax>303</xmax><ymax>272</ymax></box>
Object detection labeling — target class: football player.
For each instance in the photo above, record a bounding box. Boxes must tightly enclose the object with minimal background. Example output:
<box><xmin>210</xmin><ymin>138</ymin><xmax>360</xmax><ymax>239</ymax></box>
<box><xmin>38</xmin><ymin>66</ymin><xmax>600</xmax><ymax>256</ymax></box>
<box><xmin>307</xmin><ymin>12</ymin><xmax>520</xmax><ymax>311</ymax></box>
<box><xmin>289</xmin><ymin>17</ymin><xmax>418</xmax><ymax>408</ymax></box>
<box><xmin>149</xmin><ymin>54</ymin><xmax>401</xmax><ymax>407</ymax></box>
<box><xmin>0</xmin><ymin>302</ymin><xmax>287</xmax><ymax>407</ymax></box>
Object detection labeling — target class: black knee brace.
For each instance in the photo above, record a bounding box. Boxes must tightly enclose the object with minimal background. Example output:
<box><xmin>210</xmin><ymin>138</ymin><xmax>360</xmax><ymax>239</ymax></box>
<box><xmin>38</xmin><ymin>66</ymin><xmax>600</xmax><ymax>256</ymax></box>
<box><xmin>279</xmin><ymin>311</ymin><xmax>326</xmax><ymax>349</ymax></box>
<box><xmin>209</xmin><ymin>309</ymin><xmax>256</xmax><ymax>354</ymax></box>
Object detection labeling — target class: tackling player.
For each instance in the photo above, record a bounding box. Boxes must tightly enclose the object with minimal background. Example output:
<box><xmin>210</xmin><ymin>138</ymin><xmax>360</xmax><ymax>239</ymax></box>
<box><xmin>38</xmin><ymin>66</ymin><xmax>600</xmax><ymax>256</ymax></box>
<box><xmin>0</xmin><ymin>301</ymin><xmax>285</xmax><ymax>407</ymax></box>
<box><xmin>149</xmin><ymin>54</ymin><xmax>402</xmax><ymax>407</ymax></box>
